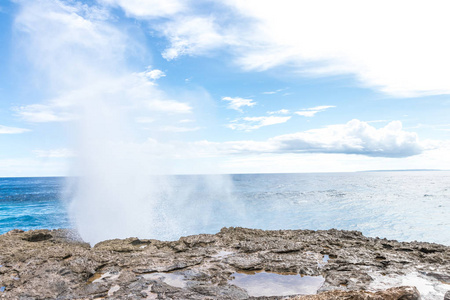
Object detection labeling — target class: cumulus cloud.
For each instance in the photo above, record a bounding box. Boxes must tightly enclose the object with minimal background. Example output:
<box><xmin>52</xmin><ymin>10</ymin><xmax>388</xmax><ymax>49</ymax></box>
<box><xmin>135</xmin><ymin>67</ymin><xmax>166</xmax><ymax>82</ymax></box>
<box><xmin>0</xmin><ymin>125</ymin><xmax>30</xmax><ymax>134</ymax></box>
<box><xmin>227</xmin><ymin>116</ymin><xmax>291</xmax><ymax>131</ymax></box>
<box><xmin>275</xmin><ymin>119</ymin><xmax>422</xmax><ymax>157</ymax></box>
<box><xmin>295</xmin><ymin>105</ymin><xmax>335</xmax><ymax>117</ymax></box>
<box><xmin>222</xmin><ymin>96</ymin><xmax>256</xmax><ymax>112</ymax></box>
<box><xmin>219</xmin><ymin>119</ymin><xmax>422</xmax><ymax>157</ymax></box>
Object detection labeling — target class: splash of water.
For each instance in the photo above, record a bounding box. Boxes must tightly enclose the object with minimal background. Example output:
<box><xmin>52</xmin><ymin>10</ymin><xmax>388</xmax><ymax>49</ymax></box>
<box><xmin>15</xmin><ymin>0</ymin><xmax>243</xmax><ymax>245</ymax></box>
<box><xmin>65</xmin><ymin>73</ymin><xmax>245</xmax><ymax>245</ymax></box>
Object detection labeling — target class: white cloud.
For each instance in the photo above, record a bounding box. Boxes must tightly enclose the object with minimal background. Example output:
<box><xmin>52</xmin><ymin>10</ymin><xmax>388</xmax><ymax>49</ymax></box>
<box><xmin>295</xmin><ymin>111</ymin><xmax>318</xmax><ymax>117</ymax></box>
<box><xmin>218</xmin><ymin>119</ymin><xmax>423</xmax><ymax>157</ymax></box>
<box><xmin>13</xmin><ymin>0</ymin><xmax>195</xmax><ymax>159</ymax></box>
<box><xmin>262</xmin><ymin>88</ymin><xmax>286</xmax><ymax>95</ymax></box>
<box><xmin>227</xmin><ymin>116</ymin><xmax>291</xmax><ymax>131</ymax></box>
<box><xmin>159</xmin><ymin>16</ymin><xmax>232</xmax><ymax>60</ymax></box>
<box><xmin>273</xmin><ymin>119</ymin><xmax>422</xmax><ymax>157</ymax></box>
<box><xmin>222</xmin><ymin>96</ymin><xmax>256</xmax><ymax>112</ymax></box>
<box><xmin>193</xmin><ymin>139</ymin><xmax>277</xmax><ymax>155</ymax></box>
<box><xmin>15</xmin><ymin>0</ymin><xmax>127</xmax><ymax>90</ymax></box>
<box><xmin>229</xmin><ymin>0</ymin><xmax>450</xmax><ymax>97</ymax></box>
<box><xmin>268</xmin><ymin>109</ymin><xmax>290</xmax><ymax>115</ymax></box>
<box><xmin>137</xmin><ymin>0</ymin><xmax>450</xmax><ymax>97</ymax></box>
<box><xmin>135</xmin><ymin>67</ymin><xmax>166</xmax><ymax>82</ymax></box>
<box><xmin>76</xmin><ymin>128</ymin><xmax>448</xmax><ymax>174</ymax></box>
<box><xmin>295</xmin><ymin>105</ymin><xmax>335</xmax><ymax>117</ymax></box>
<box><xmin>34</xmin><ymin>148</ymin><xmax>75</xmax><ymax>158</ymax></box>
<box><xmin>100</xmin><ymin>0</ymin><xmax>185</xmax><ymax>18</ymax></box>
<box><xmin>15</xmin><ymin>103</ymin><xmax>77</xmax><ymax>122</ymax></box>
<box><xmin>15</xmin><ymin>66</ymin><xmax>191</xmax><ymax>122</ymax></box>
<box><xmin>0</xmin><ymin>125</ymin><xmax>30</xmax><ymax>134</ymax></box>
<box><xmin>124</xmin><ymin>68</ymin><xmax>193</xmax><ymax>114</ymax></box>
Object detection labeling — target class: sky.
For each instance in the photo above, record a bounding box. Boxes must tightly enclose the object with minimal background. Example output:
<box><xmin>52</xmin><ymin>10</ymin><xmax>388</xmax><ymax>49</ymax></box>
<box><xmin>1</xmin><ymin>0</ymin><xmax>450</xmax><ymax>176</ymax></box>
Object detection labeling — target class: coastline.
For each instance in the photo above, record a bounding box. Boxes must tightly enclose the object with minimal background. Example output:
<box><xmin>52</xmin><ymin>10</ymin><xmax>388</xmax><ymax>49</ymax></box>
<box><xmin>0</xmin><ymin>227</ymin><xmax>448</xmax><ymax>299</ymax></box>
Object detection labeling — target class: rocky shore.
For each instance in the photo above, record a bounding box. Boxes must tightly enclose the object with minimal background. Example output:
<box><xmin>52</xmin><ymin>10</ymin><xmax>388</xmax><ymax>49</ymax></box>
<box><xmin>0</xmin><ymin>227</ymin><xmax>449</xmax><ymax>299</ymax></box>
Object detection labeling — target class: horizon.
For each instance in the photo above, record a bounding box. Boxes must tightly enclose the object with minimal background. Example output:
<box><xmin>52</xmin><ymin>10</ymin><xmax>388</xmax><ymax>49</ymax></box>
<box><xmin>0</xmin><ymin>168</ymin><xmax>446</xmax><ymax>179</ymax></box>
<box><xmin>1</xmin><ymin>1</ymin><xmax>450</xmax><ymax>176</ymax></box>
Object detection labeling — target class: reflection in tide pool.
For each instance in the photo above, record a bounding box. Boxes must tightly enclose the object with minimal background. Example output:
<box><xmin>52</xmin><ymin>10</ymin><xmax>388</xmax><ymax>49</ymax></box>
<box><xmin>229</xmin><ymin>271</ymin><xmax>324</xmax><ymax>297</ymax></box>
<box><xmin>141</xmin><ymin>273</ymin><xmax>187</xmax><ymax>288</ymax></box>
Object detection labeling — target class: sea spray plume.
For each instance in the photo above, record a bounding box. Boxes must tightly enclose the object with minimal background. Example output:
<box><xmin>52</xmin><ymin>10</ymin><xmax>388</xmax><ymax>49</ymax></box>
<box><xmin>14</xmin><ymin>0</ymin><xmax>244</xmax><ymax>244</ymax></box>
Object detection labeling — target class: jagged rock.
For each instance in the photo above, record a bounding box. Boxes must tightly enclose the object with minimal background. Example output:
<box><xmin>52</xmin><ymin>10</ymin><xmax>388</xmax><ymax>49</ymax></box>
<box><xmin>0</xmin><ymin>227</ymin><xmax>448</xmax><ymax>299</ymax></box>
<box><xmin>289</xmin><ymin>286</ymin><xmax>420</xmax><ymax>299</ymax></box>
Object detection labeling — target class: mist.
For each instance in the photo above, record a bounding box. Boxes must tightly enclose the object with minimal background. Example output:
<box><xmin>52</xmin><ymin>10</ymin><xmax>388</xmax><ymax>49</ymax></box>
<box><xmin>15</xmin><ymin>0</ymin><xmax>243</xmax><ymax>244</ymax></box>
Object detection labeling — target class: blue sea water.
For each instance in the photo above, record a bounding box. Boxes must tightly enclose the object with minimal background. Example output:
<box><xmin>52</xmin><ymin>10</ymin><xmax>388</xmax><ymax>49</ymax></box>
<box><xmin>0</xmin><ymin>177</ymin><xmax>71</xmax><ymax>234</ymax></box>
<box><xmin>0</xmin><ymin>171</ymin><xmax>449</xmax><ymax>245</ymax></box>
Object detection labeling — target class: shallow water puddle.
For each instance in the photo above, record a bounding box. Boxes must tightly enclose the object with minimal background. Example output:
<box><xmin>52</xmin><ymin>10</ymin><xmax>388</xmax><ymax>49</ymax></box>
<box><xmin>317</xmin><ymin>254</ymin><xmax>330</xmax><ymax>268</ymax></box>
<box><xmin>229</xmin><ymin>271</ymin><xmax>324</xmax><ymax>297</ymax></box>
<box><xmin>142</xmin><ymin>273</ymin><xmax>187</xmax><ymax>288</ymax></box>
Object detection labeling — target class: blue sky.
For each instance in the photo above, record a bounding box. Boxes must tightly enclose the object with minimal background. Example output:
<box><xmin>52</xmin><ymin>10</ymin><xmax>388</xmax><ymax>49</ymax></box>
<box><xmin>1</xmin><ymin>0</ymin><xmax>450</xmax><ymax>176</ymax></box>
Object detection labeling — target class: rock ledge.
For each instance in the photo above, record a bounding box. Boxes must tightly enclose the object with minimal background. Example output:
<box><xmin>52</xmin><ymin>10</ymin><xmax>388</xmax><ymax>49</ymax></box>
<box><xmin>0</xmin><ymin>227</ymin><xmax>448</xmax><ymax>299</ymax></box>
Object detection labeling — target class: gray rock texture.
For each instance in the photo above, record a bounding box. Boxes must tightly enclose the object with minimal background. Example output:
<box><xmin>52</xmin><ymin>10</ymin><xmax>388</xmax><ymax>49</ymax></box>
<box><xmin>444</xmin><ymin>290</ymin><xmax>450</xmax><ymax>300</ymax></box>
<box><xmin>0</xmin><ymin>227</ymin><xmax>448</xmax><ymax>299</ymax></box>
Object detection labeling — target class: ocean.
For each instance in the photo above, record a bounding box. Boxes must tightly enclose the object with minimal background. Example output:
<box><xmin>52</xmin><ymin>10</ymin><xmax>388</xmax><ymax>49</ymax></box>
<box><xmin>0</xmin><ymin>171</ymin><xmax>449</xmax><ymax>245</ymax></box>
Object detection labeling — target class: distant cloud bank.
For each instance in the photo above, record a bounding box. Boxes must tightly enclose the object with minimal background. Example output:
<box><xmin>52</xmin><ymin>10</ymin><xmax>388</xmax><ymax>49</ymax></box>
<box><xmin>203</xmin><ymin>119</ymin><xmax>422</xmax><ymax>158</ymax></box>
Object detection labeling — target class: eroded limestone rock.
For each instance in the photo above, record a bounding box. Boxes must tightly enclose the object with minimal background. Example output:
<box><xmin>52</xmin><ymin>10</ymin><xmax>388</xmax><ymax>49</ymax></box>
<box><xmin>0</xmin><ymin>227</ymin><xmax>448</xmax><ymax>299</ymax></box>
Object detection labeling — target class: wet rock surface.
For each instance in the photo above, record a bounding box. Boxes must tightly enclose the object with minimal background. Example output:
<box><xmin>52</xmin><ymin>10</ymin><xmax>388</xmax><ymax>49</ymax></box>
<box><xmin>0</xmin><ymin>227</ymin><xmax>448</xmax><ymax>299</ymax></box>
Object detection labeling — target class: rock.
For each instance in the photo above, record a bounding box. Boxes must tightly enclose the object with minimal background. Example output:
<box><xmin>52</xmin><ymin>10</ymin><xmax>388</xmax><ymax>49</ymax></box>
<box><xmin>421</xmin><ymin>271</ymin><xmax>450</xmax><ymax>284</ymax></box>
<box><xmin>0</xmin><ymin>227</ymin><xmax>448</xmax><ymax>299</ymax></box>
<box><xmin>21</xmin><ymin>230</ymin><xmax>52</xmax><ymax>242</ymax></box>
<box><xmin>289</xmin><ymin>286</ymin><xmax>420</xmax><ymax>299</ymax></box>
<box><xmin>445</xmin><ymin>290</ymin><xmax>450</xmax><ymax>300</ymax></box>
